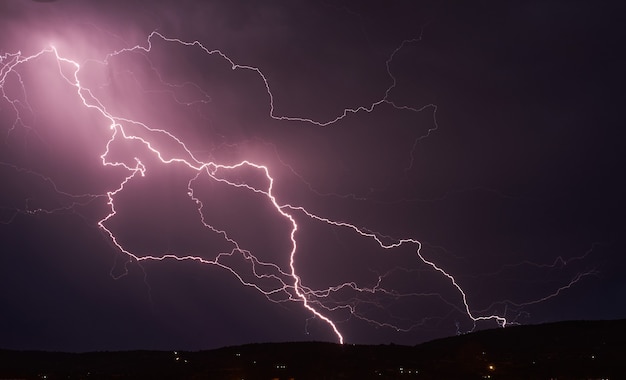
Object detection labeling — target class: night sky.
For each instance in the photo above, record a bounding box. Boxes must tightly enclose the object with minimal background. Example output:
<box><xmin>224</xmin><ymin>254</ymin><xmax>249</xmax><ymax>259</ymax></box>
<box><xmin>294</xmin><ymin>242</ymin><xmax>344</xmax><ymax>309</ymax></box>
<box><xmin>1</xmin><ymin>0</ymin><xmax>625</xmax><ymax>352</ymax></box>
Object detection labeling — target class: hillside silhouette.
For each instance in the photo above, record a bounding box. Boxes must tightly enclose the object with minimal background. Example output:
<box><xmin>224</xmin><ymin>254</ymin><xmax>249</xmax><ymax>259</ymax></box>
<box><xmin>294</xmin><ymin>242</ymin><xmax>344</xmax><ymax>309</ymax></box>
<box><xmin>1</xmin><ymin>319</ymin><xmax>624</xmax><ymax>379</ymax></box>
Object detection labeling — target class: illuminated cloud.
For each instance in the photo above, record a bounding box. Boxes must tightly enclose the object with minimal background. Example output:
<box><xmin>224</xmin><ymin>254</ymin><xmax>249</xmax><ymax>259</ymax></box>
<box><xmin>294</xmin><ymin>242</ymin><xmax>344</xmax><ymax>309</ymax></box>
<box><xmin>1</xmin><ymin>1</ymin><xmax>623</xmax><ymax>351</ymax></box>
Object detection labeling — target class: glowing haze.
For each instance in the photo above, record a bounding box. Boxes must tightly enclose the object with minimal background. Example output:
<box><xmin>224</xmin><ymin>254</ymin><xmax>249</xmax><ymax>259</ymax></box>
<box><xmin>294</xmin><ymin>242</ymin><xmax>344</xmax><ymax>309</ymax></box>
<box><xmin>1</xmin><ymin>1</ymin><xmax>624</xmax><ymax>351</ymax></box>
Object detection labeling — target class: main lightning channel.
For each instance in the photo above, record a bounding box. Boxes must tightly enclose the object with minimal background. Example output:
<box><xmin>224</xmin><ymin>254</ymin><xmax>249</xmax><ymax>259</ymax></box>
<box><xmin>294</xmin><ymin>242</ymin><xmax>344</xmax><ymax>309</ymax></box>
<box><xmin>48</xmin><ymin>41</ymin><xmax>353</xmax><ymax>343</ymax></box>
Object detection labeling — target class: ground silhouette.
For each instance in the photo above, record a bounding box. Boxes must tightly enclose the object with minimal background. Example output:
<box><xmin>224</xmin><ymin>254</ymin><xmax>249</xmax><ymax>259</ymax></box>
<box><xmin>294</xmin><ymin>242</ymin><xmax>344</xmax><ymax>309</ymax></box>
<box><xmin>1</xmin><ymin>319</ymin><xmax>624</xmax><ymax>379</ymax></box>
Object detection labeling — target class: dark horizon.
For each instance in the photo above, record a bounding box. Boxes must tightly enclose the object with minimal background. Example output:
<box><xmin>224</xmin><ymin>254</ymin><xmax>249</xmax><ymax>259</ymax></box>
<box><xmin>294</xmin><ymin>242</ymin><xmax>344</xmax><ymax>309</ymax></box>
<box><xmin>1</xmin><ymin>0</ymin><xmax>625</xmax><ymax>352</ymax></box>
<box><xmin>2</xmin><ymin>317</ymin><xmax>625</xmax><ymax>353</ymax></box>
<box><xmin>2</xmin><ymin>319</ymin><xmax>625</xmax><ymax>379</ymax></box>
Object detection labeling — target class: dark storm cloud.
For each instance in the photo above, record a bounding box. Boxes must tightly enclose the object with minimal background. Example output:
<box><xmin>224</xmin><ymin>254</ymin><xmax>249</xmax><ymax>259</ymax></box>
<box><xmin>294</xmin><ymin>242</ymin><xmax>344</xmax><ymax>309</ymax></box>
<box><xmin>1</xmin><ymin>0</ymin><xmax>625</xmax><ymax>351</ymax></box>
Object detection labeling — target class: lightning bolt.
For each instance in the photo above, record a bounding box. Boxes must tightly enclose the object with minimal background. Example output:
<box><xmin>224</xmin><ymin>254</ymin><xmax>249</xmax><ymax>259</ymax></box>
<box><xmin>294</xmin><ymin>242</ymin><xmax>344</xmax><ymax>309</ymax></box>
<box><xmin>0</xmin><ymin>30</ymin><xmax>596</xmax><ymax>345</ymax></box>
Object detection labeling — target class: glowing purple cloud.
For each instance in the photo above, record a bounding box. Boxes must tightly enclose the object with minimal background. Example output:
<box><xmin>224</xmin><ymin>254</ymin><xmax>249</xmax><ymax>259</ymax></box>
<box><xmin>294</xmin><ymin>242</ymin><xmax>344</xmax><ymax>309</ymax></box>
<box><xmin>2</xmin><ymin>2</ymin><xmax>615</xmax><ymax>350</ymax></box>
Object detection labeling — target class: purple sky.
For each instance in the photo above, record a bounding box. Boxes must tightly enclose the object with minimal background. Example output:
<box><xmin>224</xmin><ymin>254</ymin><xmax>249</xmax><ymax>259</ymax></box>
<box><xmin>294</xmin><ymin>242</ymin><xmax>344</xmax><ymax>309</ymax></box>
<box><xmin>1</xmin><ymin>0</ymin><xmax>625</xmax><ymax>351</ymax></box>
